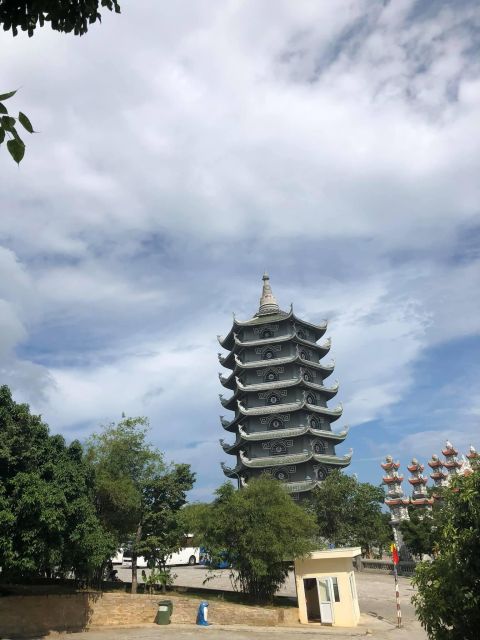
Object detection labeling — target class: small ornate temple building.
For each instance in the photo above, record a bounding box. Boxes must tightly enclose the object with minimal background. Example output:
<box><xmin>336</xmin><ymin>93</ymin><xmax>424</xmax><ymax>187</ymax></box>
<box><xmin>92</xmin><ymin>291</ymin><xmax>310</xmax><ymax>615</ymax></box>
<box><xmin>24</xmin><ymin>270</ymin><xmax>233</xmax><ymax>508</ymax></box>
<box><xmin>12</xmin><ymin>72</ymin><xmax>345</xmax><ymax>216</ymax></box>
<box><xmin>218</xmin><ymin>274</ymin><xmax>352</xmax><ymax>500</ymax></box>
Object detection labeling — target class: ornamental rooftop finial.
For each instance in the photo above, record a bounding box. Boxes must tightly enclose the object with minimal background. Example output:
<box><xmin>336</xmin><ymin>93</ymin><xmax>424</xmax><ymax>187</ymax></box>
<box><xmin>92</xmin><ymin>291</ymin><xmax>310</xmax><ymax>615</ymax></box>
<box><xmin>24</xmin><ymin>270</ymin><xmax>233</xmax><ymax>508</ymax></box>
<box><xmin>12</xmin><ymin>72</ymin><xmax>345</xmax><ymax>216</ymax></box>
<box><xmin>256</xmin><ymin>272</ymin><xmax>280</xmax><ymax>316</ymax></box>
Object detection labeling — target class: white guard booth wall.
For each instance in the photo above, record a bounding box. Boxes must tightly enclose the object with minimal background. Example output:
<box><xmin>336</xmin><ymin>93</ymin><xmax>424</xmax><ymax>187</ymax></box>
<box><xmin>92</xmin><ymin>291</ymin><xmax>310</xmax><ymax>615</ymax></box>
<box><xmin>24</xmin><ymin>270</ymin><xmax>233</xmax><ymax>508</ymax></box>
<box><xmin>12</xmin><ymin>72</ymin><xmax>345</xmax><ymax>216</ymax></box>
<box><xmin>294</xmin><ymin>547</ymin><xmax>361</xmax><ymax>627</ymax></box>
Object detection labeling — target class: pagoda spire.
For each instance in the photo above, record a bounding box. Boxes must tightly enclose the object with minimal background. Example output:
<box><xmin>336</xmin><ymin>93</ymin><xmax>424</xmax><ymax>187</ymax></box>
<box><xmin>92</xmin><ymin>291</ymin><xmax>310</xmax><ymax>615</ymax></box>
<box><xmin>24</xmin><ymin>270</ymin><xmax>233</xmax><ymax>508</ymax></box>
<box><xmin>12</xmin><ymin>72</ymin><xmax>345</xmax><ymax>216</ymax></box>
<box><xmin>256</xmin><ymin>272</ymin><xmax>280</xmax><ymax>316</ymax></box>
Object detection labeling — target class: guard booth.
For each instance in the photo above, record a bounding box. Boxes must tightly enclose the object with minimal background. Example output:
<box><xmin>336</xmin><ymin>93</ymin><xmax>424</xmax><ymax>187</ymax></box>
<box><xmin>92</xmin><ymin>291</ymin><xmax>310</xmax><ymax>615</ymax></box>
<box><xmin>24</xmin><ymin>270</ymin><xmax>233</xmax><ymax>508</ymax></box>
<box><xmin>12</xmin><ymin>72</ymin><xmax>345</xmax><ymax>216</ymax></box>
<box><xmin>294</xmin><ymin>547</ymin><xmax>361</xmax><ymax>627</ymax></box>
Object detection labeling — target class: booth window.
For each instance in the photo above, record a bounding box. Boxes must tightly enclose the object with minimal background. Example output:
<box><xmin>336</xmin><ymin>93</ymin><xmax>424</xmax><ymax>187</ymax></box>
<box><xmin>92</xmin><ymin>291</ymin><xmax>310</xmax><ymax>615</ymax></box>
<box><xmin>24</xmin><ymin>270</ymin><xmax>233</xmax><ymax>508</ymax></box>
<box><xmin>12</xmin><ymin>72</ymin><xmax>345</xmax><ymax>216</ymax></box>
<box><xmin>331</xmin><ymin>577</ymin><xmax>340</xmax><ymax>602</ymax></box>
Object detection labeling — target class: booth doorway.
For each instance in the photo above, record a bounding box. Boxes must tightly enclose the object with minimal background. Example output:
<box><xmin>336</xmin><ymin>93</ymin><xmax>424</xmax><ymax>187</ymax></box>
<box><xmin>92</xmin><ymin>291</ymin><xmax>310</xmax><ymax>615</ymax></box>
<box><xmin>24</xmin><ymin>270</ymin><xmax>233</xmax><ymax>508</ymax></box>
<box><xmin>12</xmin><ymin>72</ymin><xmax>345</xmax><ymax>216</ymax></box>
<box><xmin>303</xmin><ymin>577</ymin><xmax>335</xmax><ymax>624</ymax></box>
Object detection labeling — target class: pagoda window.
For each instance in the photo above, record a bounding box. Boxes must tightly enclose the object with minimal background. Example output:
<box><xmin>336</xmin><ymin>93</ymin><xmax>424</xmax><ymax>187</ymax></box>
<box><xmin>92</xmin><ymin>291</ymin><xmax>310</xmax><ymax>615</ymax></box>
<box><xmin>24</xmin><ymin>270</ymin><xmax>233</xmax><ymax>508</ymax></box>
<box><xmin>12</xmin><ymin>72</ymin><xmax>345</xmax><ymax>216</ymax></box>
<box><xmin>312</xmin><ymin>439</ymin><xmax>326</xmax><ymax>454</ymax></box>
<box><xmin>315</xmin><ymin>465</ymin><xmax>329</xmax><ymax>481</ymax></box>
<box><xmin>261</xmin><ymin>328</ymin><xmax>273</xmax><ymax>339</ymax></box>
<box><xmin>274</xmin><ymin>467</ymin><xmax>290</xmax><ymax>482</ymax></box>
<box><xmin>266</xmin><ymin>392</ymin><xmax>280</xmax><ymax>406</ymax></box>
<box><xmin>303</xmin><ymin>370</ymin><xmax>312</xmax><ymax>382</ymax></box>
<box><xmin>263</xmin><ymin>348</ymin><xmax>275</xmax><ymax>360</ymax></box>
<box><xmin>310</xmin><ymin>416</ymin><xmax>325</xmax><ymax>430</ymax></box>
<box><xmin>297</xmin><ymin>329</ymin><xmax>306</xmax><ymax>340</ymax></box>
<box><xmin>300</xmin><ymin>349</ymin><xmax>309</xmax><ymax>361</ymax></box>
<box><xmin>270</xmin><ymin>440</ymin><xmax>287</xmax><ymax>456</ymax></box>
<box><xmin>264</xmin><ymin>369</ymin><xmax>278</xmax><ymax>382</ymax></box>
<box><xmin>269</xmin><ymin>417</ymin><xmax>284</xmax><ymax>430</ymax></box>
<box><xmin>306</xmin><ymin>392</ymin><xmax>317</xmax><ymax>405</ymax></box>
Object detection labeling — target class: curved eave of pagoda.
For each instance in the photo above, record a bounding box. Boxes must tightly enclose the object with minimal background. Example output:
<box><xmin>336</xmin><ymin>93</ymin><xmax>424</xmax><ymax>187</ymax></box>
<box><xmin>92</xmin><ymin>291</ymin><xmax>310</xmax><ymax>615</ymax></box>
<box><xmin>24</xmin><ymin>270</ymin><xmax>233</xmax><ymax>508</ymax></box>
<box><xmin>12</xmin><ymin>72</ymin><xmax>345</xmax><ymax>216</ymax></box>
<box><xmin>237</xmin><ymin>423</ymin><xmax>349</xmax><ymax>444</ymax></box>
<box><xmin>219</xmin><ymin>436</ymin><xmax>242</xmax><ymax>454</ymax></box>
<box><xmin>407</xmin><ymin>465</ymin><xmax>424</xmax><ymax>473</ymax></box>
<box><xmin>443</xmin><ymin>461</ymin><xmax>461</xmax><ymax>468</ymax></box>
<box><xmin>430</xmin><ymin>471</ymin><xmax>447</xmax><ymax>480</ymax></box>
<box><xmin>381</xmin><ymin>461</ymin><xmax>400</xmax><ymax>470</ymax></box>
<box><xmin>235</xmin><ymin>376</ymin><xmax>339</xmax><ymax>399</ymax></box>
<box><xmin>233</xmin><ymin>332</ymin><xmax>331</xmax><ymax>355</ymax></box>
<box><xmin>220</xmin><ymin>415</ymin><xmax>239</xmax><ymax>432</ymax></box>
<box><xmin>442</xmin><ymin>448</ymin><xmax>458</xmax><ymax>456</ymax></box>
<box><xmin>383</xmin><ymin>475</ymin><xmax>404</xmax><ymax>484</ymax></box>
<box><xmin>284</xmin><ymin>479</ymin><xmax>323</xmax><ymax>494</ymax></box>
<box><xmin>411</xmin><ymin>498</ymin><xmax>434</xmax><ymax>506</ymax></box>
<box><xmin>218</xmin><ymin>350</ymin><xmax>237</xmax><ymax>370</ymax></box>
<box><xmin>428</xmin><ymin>460</ymin><xmax>443</xmax><ymax>469</ymax></box>
<box><xmin>217</xmin><ymin>310</ymin><xmax>328</xmax><ymax>350</ymax></box>
<box><xmin>408</xmin><ymin>477</ymin><xmax>427</xmax><ymax>485</ymax></box>
<box><xmin>385</xmin><ymin>498</ymin><xmax>410</xmax><ymax>506</ymax></box>
<box><xmin>222</xmin><ymin>451</ymin><xmax>352</xmax><ymax>477</ymax></box>
<box><xmin>237</xmin><ymin>399</ymin><xmax>343</xmax><ymax>422</ymax></box>
<box><xmin>219</xmin><ymin>372</ymin><xmax>236</xmax><ymax>390</ymax></box>
<box><xmin>233</xmin><ymin>353</ymin><xmax>335</xmax><ymax>377</ymax></box>
<box><xmin>238</xmin><ymin>449</ymin><xmax>353</xmax><ymax>469</ymax></box>
<box><xmin>219</xmin><ymin>392</ymin><xmax>238</xmax><ymax>411</ymax></box>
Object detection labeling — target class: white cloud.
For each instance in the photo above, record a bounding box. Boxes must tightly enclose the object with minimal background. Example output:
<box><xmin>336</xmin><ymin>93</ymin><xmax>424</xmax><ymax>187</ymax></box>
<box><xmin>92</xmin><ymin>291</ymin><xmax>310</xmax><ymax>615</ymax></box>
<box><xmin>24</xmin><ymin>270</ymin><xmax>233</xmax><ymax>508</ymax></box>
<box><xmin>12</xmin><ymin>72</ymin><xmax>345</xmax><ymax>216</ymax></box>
<box><xmin>0</xmin><ymin>1</ymin><xmax>479</xmax><ymax>492</ymax></box>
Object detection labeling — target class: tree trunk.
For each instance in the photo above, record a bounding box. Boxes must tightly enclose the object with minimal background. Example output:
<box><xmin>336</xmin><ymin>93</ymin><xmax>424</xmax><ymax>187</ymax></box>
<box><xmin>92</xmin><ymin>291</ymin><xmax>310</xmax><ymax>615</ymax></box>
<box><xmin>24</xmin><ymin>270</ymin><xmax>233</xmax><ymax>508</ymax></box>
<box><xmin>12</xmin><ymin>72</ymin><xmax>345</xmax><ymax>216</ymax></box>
<box><xmin>131</xmin><ymin>523</ymin><xmax>142</xmax><ymax>594</ymax></box>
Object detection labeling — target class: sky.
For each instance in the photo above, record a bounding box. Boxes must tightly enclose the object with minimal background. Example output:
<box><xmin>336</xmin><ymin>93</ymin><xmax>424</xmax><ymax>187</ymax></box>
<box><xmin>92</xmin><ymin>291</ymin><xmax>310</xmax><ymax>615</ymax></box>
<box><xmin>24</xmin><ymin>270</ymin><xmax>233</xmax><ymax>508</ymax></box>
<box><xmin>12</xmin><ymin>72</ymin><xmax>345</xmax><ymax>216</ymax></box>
<box><xmin>1</xmin><ymin>0</ymin><xmax>479</xmax><ymax>501</ymax></box>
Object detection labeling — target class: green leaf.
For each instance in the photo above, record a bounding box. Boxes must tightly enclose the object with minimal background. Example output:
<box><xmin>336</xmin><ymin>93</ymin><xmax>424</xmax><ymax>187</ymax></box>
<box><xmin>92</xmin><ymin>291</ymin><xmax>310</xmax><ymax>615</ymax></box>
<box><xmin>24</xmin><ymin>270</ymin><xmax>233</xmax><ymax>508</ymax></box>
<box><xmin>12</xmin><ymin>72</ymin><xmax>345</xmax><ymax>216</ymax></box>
<box><xmin>0</xmin><ymin>90</ymin><xmax>17</xmax><ymax>101</ymax></box>
<box><xmin>7</xmin><ymin>138</ymin><xmax>25</xmax><ymax>164</ymax></box>
<box><xmin>1</xmin><ymin>116</ymin><xmax>16</xmax><ymax>131</ymax></box>
<box><xmin>0</xmin><ymin>103</ymin><xmax>7</xmax><ymax>115</ymax></box>
<box><xmin>0</xmin><ymin>127</ymin><xmax>5</xmax><ymax>144</ymax></box>
<box><xmin>18</xmin><ymin>112</ymin><xmax>34</xmax><ymax>134</ymax></box>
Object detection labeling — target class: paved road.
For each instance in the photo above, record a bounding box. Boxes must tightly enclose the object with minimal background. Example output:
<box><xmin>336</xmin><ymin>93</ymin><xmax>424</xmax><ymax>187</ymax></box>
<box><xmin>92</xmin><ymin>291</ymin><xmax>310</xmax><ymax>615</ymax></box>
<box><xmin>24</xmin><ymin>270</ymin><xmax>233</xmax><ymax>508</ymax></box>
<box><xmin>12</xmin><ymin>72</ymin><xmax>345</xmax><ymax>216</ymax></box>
<box><xmin>116</xmin><ymin>565</ymin><xmax>425</xmax><ymax>636</ymax></box>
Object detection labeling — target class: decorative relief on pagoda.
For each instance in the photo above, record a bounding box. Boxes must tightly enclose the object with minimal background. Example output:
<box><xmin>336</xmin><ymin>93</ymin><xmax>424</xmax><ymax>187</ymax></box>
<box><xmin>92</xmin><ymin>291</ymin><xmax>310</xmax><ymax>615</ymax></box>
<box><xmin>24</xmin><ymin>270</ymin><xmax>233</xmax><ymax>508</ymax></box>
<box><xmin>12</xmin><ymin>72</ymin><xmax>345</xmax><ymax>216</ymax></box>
<box><xmin>253</xmin><ymin>324</ymin><xmax>279</xmax><ymax>336</ymax></box>
<box><xmin>311</xmin><ymin>439</ymin><xmax>326</xmax><ymax>454</ymax></box>
<box><xmin>309</xmin><ymin>415</ymin><xmax>326</xmax><ymax>429</ymax></box>
<box><xmin>314</xmin><ymin>465</ymin><xmax>329</xmax><ymax>480</ymax></box>
<box><xmin>257</xmin><ymin>366</ymin><xmax>284</xmax><ymax>376</ymax></box>
<box><xmin>261</xmin><ymin>413</ymin><xmax>290</xmax><ymax>425</ymax></box>
<box><xmin>258</xmin><ymin>390</ymin><xmax>287</xmax><ymax>400</ymax></box>
<box><xmin>262</xmin><ymin>439</ymin><xmax>294</xmax><ymax>454</ymax></box>
<box><xmin>256</xmin><ymin>344</ymin><xmax>282</xmax><ymax>355</ymax></box>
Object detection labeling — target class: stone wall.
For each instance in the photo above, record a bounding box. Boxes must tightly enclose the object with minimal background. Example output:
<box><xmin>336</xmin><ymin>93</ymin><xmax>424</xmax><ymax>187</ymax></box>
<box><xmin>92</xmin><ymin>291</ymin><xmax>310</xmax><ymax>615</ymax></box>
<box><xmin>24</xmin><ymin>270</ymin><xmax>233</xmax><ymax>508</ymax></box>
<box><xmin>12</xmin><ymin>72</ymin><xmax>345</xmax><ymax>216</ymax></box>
<box><xmin>0</xmin><ymin>591</ymin><xmax>299</xmax><ymax>637</ymax></box>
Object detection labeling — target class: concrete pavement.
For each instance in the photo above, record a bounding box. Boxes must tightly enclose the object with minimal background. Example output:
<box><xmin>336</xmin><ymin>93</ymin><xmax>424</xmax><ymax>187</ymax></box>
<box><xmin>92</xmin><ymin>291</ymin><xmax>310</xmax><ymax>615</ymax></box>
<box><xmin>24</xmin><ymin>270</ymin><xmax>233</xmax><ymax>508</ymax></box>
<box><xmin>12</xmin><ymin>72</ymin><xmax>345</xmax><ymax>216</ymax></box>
<box><xmin>113</xmin><ymin>565</ymin><xmax>426</xmax><ymax>639</ymax></box>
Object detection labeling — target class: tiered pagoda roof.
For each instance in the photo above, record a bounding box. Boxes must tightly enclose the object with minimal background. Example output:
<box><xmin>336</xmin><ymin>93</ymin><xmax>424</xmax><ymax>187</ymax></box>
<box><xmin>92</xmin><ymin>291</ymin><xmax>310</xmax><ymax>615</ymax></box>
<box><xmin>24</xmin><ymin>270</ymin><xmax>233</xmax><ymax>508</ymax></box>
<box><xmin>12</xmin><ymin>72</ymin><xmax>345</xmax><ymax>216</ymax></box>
<box><xmin>217</xmin><ymin>274</ymin><xmax>351</xmax><ymax>498</ymax></box>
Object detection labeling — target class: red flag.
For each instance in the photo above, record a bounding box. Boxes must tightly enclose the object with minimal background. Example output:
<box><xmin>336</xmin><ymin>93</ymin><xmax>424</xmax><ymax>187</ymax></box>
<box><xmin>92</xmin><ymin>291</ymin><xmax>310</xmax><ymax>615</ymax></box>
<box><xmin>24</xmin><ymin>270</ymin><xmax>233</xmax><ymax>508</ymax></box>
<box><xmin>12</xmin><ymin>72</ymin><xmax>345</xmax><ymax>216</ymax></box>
<box><xmin>391</xmin><ymin>543</ymin><xmax>399</xmax><ymax>565</ymax></box>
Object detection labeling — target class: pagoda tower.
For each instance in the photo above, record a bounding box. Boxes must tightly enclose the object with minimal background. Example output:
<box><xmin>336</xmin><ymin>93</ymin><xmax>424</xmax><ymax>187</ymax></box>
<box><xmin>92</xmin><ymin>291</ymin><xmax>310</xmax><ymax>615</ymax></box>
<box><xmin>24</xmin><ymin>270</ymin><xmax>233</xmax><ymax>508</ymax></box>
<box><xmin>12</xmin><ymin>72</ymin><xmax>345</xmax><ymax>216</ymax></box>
<box><xmin>407</xmin><ymin>458</ymin><xmax>433</xmax><ymax>510</ymax></box>
<box><xmin>442</xmin><ymin>440</ymin><xmax>462</xmax><ymax>478</ymax></box>
<box><xmin>381</xmin><ymin>456</ymin><xmax>410</xmax><ymax>524</ymax></box>
<box><xmin>464</xmin><ymin>445</ymin><xmax>479</xmax><ymax>474</ymax></box>
<box><xmin>427</xmin><ymin>453</ymin><xmax>448</xmax><ymax>498</ymax></box>
<box><xmin>218</xmin><ymin>274</ymin><xmax>351</xmax><ymax>500</ymax></box>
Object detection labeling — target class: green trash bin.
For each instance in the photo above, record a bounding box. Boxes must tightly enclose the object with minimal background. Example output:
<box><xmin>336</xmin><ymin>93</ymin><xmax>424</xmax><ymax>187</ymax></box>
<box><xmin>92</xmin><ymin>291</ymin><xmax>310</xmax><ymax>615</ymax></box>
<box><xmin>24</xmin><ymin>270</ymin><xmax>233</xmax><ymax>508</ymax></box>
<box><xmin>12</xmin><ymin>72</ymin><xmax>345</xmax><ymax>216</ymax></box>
<box><xmin>155</xmin><ymin>599</ymin><xmax>173</xmax><ymax>625</ymax></box>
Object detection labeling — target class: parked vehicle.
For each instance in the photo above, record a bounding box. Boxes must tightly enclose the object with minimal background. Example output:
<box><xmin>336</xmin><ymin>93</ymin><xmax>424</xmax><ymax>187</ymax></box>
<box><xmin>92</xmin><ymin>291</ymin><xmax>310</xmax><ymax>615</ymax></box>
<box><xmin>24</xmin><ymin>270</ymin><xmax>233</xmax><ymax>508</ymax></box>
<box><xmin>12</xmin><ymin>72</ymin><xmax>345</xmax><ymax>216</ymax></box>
<box><xmin>114</xmin><ymin>546</ymin><xmax>200</xmax><ymax>568</ymax></box>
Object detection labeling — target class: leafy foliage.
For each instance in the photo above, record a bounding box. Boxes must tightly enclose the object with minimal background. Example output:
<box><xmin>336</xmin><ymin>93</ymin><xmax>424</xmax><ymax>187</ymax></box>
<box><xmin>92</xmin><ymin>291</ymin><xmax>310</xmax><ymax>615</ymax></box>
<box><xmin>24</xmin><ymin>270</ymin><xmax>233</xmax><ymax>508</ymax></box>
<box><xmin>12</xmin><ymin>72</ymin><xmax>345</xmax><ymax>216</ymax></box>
<box><xmin>0</xmin><ymin>90</ymin><xmax>34</xmax><ymax>164</ymax></box>
<box><xmin>0</xmin><ymin>0</ymin><xmax>121</xmax><ymax>37</ymax></box>
<box><xmin>399</xmin><ymin>507</ymin><xmax>437</xmax><ymax>559</ymax></box>
<box><xmin>0</xmin><ymin>385</ymin><xmax>115</xmax><ymax>581</ymax></box>
<box><xmin>200</xmin><ymin>476</ymin><xmax>317</xmax><ymax>604</ymax></box>
<box><xmin>412</xmin><ymin>470</ymin><xmax>480</xmax><ymax>640</ymax></box>
<box><xmin>139</xmin><ymin>463</ymin><xmax>196</xmax><ymax>572</ymax></box>
<box><xmin>85</xmin><ymin>418</ymin><xmax>195</xmax><ymax>592</ymax></box>
<box><xmin>307</xmin><ymin>470</ymin><xmax>392</xmax><ymax>555</ymax></box>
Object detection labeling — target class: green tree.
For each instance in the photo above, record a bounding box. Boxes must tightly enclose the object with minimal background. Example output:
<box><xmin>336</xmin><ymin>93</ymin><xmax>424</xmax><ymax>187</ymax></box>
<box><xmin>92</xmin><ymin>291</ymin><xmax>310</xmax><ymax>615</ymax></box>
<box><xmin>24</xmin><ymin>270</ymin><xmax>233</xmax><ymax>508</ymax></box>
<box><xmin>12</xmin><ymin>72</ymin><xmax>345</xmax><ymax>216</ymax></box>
<box><xmin>399</xmin><ymin>507</ymin><xmax>436</xmax><ymax>559</ymax></box>
<box><xmin>138</xmin><ymin>463</ymin><xmax>196</xmax><ymax>591</ymax></box>
<box><xmin>0</xmin><ymin>0</ymin><xmax>121</xmax><ymax>37</ymax></box>
<box><xmin>85</xmin><ymin>417</ymin><xmax>195</xmax><ymax>593</ymax></box>
<box><xmin>201</xmin><ymin>476</ymin><xmax>317</xmax><ymax>604</ymax></box>
<box><xmin>308</xmin><ymin>470</ymin><xmax>392</xmax><ymax>556</ymax></box>
<box><xmin>412</xmin><ymin>470</ymin><xmax>480</xmax><ymax>640</ymax></box>
<box><xmin>0</xmin><ymin>385</ymin><xmax>114</xmax><ymax>581</ymax></box>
